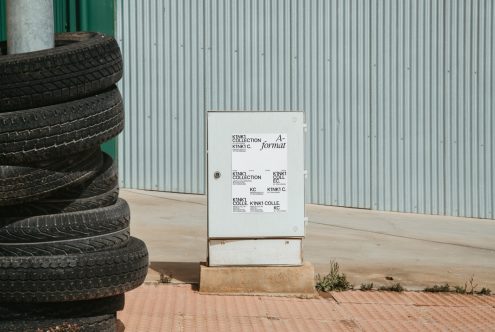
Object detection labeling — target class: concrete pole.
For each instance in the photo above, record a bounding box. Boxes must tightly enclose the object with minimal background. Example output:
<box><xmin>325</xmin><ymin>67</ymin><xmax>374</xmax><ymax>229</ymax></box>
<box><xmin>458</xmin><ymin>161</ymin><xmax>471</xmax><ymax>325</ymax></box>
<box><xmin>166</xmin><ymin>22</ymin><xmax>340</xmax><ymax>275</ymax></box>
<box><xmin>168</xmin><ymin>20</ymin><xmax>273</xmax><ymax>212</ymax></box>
<box><xmin>7</xmin><ymin>0</ymin><xmax>54</xmax><ymax>54</ymax></box>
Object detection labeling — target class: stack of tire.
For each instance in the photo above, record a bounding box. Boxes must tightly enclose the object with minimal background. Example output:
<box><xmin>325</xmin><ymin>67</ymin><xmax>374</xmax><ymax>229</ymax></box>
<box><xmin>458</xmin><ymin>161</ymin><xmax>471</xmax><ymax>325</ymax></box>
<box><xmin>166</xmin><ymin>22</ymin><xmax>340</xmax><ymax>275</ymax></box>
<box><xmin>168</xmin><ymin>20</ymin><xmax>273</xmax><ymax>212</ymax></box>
<box><xmin>0</xmin><ymin>32</ymin><xmax>148</xmax><ymax>331</ymax></box>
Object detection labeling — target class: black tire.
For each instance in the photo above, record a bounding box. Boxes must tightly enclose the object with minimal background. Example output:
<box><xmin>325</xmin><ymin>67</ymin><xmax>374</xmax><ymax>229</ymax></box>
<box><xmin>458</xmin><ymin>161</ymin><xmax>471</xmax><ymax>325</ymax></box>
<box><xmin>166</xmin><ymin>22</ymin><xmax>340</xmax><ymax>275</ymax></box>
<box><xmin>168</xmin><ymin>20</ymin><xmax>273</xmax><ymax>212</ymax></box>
<box><xmin>0</xmin><ymin>198</ymin><xmax>130</xmax><ymax>243</ymax></box>
<box><xmin>0</xmin><ymin>294</ymin><xmax>125</xmax><ymax>319</ymax></box>
<box><xmin>0</xmin><ymin>185</ymin><xmax>119</xmax><ymax>218</ymax></box>
<box><xmin>0</xmin><ymin>153</ymin><xmax>118</xmax><ymax>217</ymax></box>
<box><xmin>0</xmin><ymin>148</ymin><xmax>103</xmax><ymax>207</ymax></box>
<box><xmin>0</xmin><ymin>314</ymin><xmax>116</xmax><ymax>332</ymax></box>
<box><xmin>56</xmin><ymin>152</ymin><xmax>118</xmax><ymax>199</ymax></box>
<box><xmin>0</xmin><ymin>85</ymin><xmax>124</xmax><ymax>164</ymax></box>
<box><xmin>0</xmin><ymin>227</ymin><xmax>130</xmax><ymax>256</ymax></box>
<box><xmin>0</xmin><ymin>237</ymin><xmax>148</xmax><ymax>303</ymax></box>
<box><xmin>0</xmin><ymin>32</ymin><xmax>123</xmax><ymax>112</ymax></box>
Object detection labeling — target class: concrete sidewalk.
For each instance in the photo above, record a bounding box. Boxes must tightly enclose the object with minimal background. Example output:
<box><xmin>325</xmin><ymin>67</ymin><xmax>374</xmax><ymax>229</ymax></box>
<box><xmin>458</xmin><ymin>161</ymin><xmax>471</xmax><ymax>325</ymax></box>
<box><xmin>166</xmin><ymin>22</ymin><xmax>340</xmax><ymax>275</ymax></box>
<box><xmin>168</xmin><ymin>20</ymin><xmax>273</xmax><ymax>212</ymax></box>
<box><xmin>117</xmin><ymin>284</ymin><xmax>495</xmax><ymax>331</ymax></box>
<box><xmin>121</xmin><ymin>189</ymin><xmax>495</xmax><ymax>290</ymax></box>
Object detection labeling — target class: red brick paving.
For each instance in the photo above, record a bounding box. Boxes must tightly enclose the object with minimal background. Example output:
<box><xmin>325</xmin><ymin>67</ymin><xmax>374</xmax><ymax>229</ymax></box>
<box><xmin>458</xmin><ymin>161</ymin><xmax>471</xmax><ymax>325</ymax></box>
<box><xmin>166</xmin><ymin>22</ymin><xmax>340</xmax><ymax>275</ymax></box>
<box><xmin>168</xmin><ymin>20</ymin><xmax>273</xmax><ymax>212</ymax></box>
<box><xmin>118</xmin><ymin>284</ymin><xmax>495</xmax><ymax>331</ymax></box>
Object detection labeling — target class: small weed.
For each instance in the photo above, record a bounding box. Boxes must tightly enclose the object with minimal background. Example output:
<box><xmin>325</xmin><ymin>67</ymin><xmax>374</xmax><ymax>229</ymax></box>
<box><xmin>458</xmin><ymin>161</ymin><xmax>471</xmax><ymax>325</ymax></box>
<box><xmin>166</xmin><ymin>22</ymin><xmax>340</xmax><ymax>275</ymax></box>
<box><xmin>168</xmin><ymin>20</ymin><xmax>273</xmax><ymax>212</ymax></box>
<box><xmin>466</xmin><ymin>275</ymin><xmax>479</xmax><ymax>295</ymax></box>
<box><xmin>159</xmin><ymin>273</ymin><xmax>172</xmax><ymax>283</ymax></box>
<box><xmin>454</xmin><ymin>275</ymin><xmax>479</xmax><ymax>295</ymax></box>
<box><xmin>476</xmin><ymin>287</ymin><xmax>491</xmax><ymax>296</ymax></box>
<box><xmin>424</xmin><ymin>283</ymin><xmax>450</xmax><ymax>293</ymax></box>
<box><xmin>360</xmin><ymin>283</ymin><xmax>373</xmax><ymax>291</ymax></box>
<box><xmin>315</xmin><ymin>260</ymin><xmax>353</xmax><ymax>292</ymax></box>
<box><xmin>452</xmin><ymin>275</ymin><xmax>492</xmax><ymax>295</ymax></box>
<box><xmin>454</xmin><ymin>285</ymin><xmax>466</xmax><ymax>294</ymax></box>
<box><xmin>378</xmin><ymin>283</ymin><xmax>405</xmax><ymax>292</ymax></box>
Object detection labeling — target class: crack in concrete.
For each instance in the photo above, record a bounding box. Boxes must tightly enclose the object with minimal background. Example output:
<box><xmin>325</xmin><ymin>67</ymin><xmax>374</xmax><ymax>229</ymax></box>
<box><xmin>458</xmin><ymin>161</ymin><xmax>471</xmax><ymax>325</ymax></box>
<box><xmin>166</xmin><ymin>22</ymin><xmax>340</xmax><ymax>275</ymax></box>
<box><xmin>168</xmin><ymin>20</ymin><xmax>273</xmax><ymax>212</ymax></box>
<box><xmin>308</xmin><ymin>221</ymin><xmax>495</xmax><ymax>253</ymax></box>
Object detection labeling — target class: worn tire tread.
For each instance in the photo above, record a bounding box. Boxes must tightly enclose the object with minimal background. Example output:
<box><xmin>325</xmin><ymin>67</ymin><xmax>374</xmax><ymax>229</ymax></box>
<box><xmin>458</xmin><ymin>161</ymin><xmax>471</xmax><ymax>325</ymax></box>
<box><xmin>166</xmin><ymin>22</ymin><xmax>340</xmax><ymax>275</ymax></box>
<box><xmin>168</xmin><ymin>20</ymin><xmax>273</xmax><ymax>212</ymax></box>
<box><xmin>0</xmin><ymin>237</ymin><xmax>148</xmax><ymax>303</ymax></box>
<box><xmin>0</xmin><ymin>86</ymin><xmax>123</xmax><ymax>163</ymax></box>
<box><xmin>0</xmin><ymin>153</ymin><xmax>118</xmax><ymax>217</ymax></box>
<box><xmin>0</xmin><ymin>148</ymin><xmax>102</xmax><ymax>206</ymax></box>
<box><xmin>0</xmin><ymin>32</ymin><xmax>122</xmax><ymax>112</ymax></box>
<box><xmin>0</xmin><ymin>198</ymin><xmax>130</xmax><ymax>243</ymax></box>
<box><xmin>0</xmin><ymin>228</ymin><xmax>130</xmax><ymax>256</ymax></box>
<box><xmin>0</xmin><ymin>295</ymin><xmax>124</xmax><ymax>319</ymax></box>
<box><xmin>0</xmin><ymin>314</ymin><xmax>115</xmax><ymax>332</ymax></box>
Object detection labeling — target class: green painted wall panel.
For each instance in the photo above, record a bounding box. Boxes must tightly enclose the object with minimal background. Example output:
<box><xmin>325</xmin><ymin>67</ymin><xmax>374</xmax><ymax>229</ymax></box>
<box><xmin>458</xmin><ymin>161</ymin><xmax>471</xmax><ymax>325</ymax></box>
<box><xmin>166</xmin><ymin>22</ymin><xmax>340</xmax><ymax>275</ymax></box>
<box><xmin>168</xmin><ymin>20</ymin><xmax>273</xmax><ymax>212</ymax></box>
<box><xmin>78</xmin><ymin>0</ymin><xmax>114</xmax><ymax>35</ymax></box>
<box><xmin>0</xmin><ymin>0</ymin><xmax>6</xmax><ymax>40</ymax></box>
<box><xmin>54</xmin><ymin>0</ymin><xmax>69</xmax><ymax>32</ymax></box>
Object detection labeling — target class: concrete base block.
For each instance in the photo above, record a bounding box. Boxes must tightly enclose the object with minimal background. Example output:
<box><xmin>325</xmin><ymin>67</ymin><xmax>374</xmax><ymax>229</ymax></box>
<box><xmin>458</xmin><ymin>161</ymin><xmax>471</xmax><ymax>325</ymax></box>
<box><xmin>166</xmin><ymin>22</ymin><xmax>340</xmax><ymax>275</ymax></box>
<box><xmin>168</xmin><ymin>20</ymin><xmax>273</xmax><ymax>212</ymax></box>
<box><xmin>199</xmin><ymin>262</ymin><xmax>317</xmax><ymax>297</ymax></box>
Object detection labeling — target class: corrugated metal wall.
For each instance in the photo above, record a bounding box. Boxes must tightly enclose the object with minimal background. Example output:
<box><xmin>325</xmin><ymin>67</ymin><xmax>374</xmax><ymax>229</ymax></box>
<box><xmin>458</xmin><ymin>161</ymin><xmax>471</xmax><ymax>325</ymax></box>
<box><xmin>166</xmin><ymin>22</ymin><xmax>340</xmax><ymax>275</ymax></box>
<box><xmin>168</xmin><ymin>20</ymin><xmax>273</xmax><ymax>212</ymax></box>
<box><xmin>444</xmin><ymin>0</ymin><xmax>494</xmax><ymax>218</ymax></box>
<box><xmin>205</xmin><ymin>0</ymin><xmax>371</xmax><ymax>208</ymax></box>
<box><xmin>291</xmin><ymin>0</ymin><xmax>372</xmax><ymax>208</ymax></box>
<box><xmin>117</xmin><ymin>0</ymin><xmax>205</xmax><ymax>193</ymax></box>
<box><xmin>371</xmin><ymin>0</ymin><xmax>446</xmax><ymax>215</ymax></box>
<box><xmin>369</xmin><ymin>0</ymin><xmax>494</xmax><ymax>218</ymax></box>
<box><xmin>116</xmin><ymin>0</ymin><xmax>494</xmax><ymax>219</ymax></box>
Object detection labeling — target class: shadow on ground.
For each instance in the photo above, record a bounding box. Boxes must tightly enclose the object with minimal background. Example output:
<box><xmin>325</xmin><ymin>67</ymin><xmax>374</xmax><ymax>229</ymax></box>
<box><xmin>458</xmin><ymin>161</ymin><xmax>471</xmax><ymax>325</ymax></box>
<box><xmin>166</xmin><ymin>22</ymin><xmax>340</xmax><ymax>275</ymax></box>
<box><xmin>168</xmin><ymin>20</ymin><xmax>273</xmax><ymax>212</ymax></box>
<box><xmin>116</xmin><ymin>319</ymin><xmax>125</xmax><ymax>332</ymax></box>
<box><xmin>148</xmin><ymin>262</ymin><xmax>201</xmax><ymax>284</ymax></box>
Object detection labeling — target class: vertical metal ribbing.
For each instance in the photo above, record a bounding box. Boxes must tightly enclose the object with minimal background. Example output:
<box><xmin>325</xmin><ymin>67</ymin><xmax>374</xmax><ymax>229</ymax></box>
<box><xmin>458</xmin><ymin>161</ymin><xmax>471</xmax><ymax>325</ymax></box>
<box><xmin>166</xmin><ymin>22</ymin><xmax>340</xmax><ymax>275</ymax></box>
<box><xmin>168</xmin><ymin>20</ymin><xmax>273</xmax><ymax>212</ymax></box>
<box><xmin>116</xmin><ymin>0</ymin><xmax>494</xmax><ymax>219</ymax></box>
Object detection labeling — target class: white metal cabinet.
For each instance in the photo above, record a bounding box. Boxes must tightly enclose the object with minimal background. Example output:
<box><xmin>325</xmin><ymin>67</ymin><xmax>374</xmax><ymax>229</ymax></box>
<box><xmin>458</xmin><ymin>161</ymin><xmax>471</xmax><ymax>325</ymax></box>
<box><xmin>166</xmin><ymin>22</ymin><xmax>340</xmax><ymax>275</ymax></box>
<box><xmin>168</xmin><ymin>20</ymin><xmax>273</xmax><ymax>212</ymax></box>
<box><xmin>207</xmin><ymin>111</ymin><xmax>305</xmax><ymax>265</ymax></box>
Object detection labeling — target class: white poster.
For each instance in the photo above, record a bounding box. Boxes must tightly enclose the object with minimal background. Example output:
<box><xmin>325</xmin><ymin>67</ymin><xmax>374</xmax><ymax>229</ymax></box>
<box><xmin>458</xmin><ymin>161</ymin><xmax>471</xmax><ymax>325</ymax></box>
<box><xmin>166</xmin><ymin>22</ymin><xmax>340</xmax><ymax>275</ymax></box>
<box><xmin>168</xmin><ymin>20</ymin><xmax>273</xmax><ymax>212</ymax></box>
<box><xmin>232</xmin><ymin>133</ymin><xmax>288</xmax><ymax>213</ymax></box>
